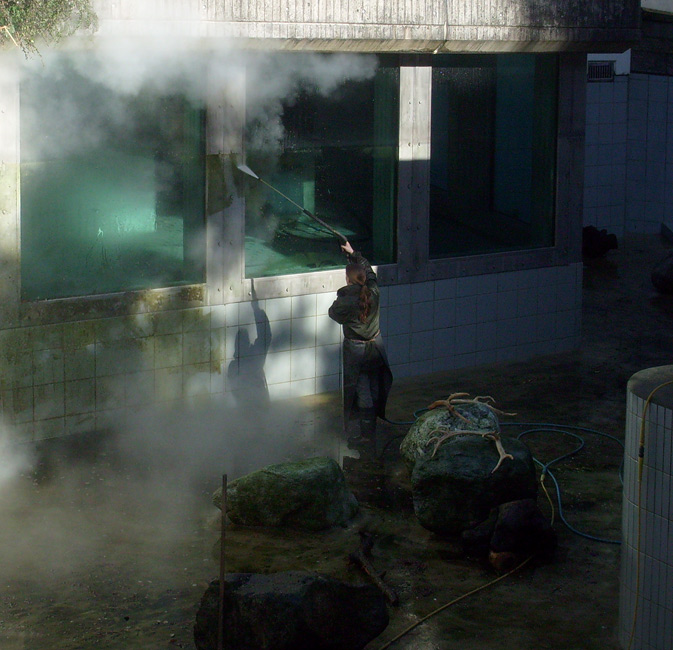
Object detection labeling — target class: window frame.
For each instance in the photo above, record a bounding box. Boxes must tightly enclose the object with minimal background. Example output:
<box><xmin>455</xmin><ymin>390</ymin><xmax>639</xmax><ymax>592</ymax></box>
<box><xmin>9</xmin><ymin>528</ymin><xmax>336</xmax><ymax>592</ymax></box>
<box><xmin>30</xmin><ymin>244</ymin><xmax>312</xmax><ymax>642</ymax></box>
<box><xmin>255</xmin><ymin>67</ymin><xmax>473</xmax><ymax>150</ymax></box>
<box><xmin>16</xmin><ymin>51</ymin><xmax>584</xmax><ymax>323</ymax></box>
<box><xmin>241</xmin><ymin>53</ymin><xmax>401</xmax><ymax>281</ymax></box>
<box><xmin>426</xmin><ymin>52</ymin><xmax>559</xmax><ymax>262</ymax></box>
<box><xmin>18</xmin><ymin>64</ymin><xmax>208</xmax><ymax>305</ymax></box>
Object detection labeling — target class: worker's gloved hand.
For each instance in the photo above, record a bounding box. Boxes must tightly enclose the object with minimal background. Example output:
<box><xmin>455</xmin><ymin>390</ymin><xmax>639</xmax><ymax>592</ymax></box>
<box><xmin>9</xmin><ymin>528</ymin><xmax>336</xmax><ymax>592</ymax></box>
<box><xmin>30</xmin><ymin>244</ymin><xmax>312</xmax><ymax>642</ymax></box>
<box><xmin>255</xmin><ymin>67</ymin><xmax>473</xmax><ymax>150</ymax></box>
<box><xmin>340</xmin><ymin>241</ymin><xmax>354</xmax><ymax>256</ymax></box>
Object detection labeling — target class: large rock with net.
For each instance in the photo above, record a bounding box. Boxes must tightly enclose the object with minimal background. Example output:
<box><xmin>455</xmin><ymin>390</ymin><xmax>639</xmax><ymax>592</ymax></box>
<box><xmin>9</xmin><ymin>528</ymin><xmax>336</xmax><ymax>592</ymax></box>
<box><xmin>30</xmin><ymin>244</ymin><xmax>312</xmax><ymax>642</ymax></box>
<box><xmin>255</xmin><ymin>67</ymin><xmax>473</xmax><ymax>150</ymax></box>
<box><xmin>213</xmin><ymin>456</ymin><xmax>358</xmax><ymax>531</ymax></box>
<box><xmin>400</xmin><ymin>401</ymin><xmax>499</xmax><ymax>469</ymax></box>
<box><xmin>400</xmin><ymin>401</ymin><xmax>537</xmax><ymax>535</ymax></box>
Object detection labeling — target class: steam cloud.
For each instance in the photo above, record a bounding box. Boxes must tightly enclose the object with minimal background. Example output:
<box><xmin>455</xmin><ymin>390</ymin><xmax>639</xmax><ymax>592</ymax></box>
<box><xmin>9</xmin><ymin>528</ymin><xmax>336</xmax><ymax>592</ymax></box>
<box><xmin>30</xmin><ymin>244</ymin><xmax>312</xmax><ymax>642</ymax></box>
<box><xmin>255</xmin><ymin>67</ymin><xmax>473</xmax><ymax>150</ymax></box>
<box><xmin>0</xmin><ymin>396</ymin><xmax>339</xmax><ymax>582</ymax></box>
<box><xmin>20</xmin><ymin>38</ymin><xmax>378</xmax><ymax>159</ymax></box>
<box><xmin>0</xmin><ymin>421</ymin><xmax>33</xmax><ymax>488</ymax></box>
<box><xmin>4</xmin><ymin>32</ymin><xmax>357</xmax><ymax>581</ymax></box>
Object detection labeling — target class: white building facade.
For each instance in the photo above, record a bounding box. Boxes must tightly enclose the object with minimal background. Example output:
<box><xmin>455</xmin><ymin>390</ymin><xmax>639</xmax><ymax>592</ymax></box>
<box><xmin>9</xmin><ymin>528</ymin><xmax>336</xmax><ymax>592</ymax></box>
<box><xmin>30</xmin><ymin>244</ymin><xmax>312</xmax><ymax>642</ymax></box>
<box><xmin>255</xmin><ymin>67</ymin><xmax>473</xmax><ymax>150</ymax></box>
<box><xmin>0</xmin><ymin>1</ymin><xmax>639</xmax><ymax>442</ymax></box>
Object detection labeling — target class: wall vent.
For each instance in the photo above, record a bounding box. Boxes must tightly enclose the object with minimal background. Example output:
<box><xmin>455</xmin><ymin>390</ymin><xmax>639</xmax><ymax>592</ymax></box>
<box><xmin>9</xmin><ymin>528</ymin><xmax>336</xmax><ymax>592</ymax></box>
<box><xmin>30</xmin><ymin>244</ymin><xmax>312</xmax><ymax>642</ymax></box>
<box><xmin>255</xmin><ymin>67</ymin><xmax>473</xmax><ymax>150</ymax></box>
<box><xmin>587</xmin><ymin>60</ymin><xmax>615</xmax><ymax>82</ymax></box>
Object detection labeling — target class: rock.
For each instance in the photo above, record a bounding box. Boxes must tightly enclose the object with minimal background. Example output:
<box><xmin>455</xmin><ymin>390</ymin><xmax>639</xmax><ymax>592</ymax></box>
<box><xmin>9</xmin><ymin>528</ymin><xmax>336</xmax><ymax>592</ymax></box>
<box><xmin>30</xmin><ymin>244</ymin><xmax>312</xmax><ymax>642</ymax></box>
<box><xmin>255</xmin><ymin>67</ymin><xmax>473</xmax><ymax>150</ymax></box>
<box><xmin>400</xmin><ymin>401</ymin><xmax>500</xmax><ymax>471</ymax></box>
<box><xmin>399</xmin><ymin>401</ymin><xmax>536</xmax><ymax>536</ymax></box>
<box><xmin>489</xmin><ymin>498</ymin><xmax>556</xmax><ymax>557</ymax></box>
<box><xmin>582</xmin><ymin>225</ymin><xmax>618</xmax><ymax>258</ymax></box>
<box><xmin>213</xmin><ymin>456</ymin><xmax>358</xmax><ymax>531</ymax></box>
<box><xmin>410</xmin><ymin>434</ymin><xmax>537</xmax><ymax>535</ymax></box>
<box><xmin>461</xmin><ymin>508</ymin><xmax>498</xmax><ymax>557</ymax></box>
<box><xmin>651</xmin><ymin>252</ymin><xmax>673</xmax><ymax>294</ymax></box>
<box><xmin>193</xmin><ymin>571</ymin><xmax>389</xmax><ymax>650</ymax></box>
<box><xmin>462</xmin><ymin>498</ymin><xmax>557</xmax><ymax>570</ymax></box>
<box><xmin>488</xmin><ymin>550</ymin><xmax>524</xmax><ymax>573</ymax></box>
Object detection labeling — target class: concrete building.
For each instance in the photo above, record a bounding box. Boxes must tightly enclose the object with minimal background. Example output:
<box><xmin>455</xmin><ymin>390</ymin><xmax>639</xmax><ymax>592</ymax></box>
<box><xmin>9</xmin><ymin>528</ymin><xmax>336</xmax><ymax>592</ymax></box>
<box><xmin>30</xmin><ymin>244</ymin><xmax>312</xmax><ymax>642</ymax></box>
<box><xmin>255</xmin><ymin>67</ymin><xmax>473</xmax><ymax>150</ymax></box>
<box><xmin>0</xmin><ymin>1</ymin><xmax>640</xmax><ymax>443</ymax></box>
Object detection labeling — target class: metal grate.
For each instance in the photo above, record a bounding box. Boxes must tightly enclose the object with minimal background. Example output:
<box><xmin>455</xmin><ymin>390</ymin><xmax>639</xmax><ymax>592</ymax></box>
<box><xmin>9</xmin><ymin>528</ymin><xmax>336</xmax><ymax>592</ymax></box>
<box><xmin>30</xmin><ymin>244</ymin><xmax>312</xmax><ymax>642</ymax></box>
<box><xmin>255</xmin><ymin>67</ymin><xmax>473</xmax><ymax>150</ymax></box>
<box><xmin>587</xmin><ymin>60</ymin><xmax>615</xmax><ymax>82</ymax></box>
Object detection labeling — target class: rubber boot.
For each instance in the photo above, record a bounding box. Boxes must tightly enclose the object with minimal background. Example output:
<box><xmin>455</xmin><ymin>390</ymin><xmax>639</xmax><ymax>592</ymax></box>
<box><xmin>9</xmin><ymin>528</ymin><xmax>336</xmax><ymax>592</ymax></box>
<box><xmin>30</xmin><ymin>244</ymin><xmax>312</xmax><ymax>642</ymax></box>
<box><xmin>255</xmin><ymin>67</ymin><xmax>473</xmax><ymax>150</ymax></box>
<box><xmin>359</xmin><ymin>409</ymin><xmax>377</xmax><ymax>442</ymax></box>
<box><xmin>347</xmin><ymin>409</ymin><xmax>377</xmax><ymax>458</ymax></box>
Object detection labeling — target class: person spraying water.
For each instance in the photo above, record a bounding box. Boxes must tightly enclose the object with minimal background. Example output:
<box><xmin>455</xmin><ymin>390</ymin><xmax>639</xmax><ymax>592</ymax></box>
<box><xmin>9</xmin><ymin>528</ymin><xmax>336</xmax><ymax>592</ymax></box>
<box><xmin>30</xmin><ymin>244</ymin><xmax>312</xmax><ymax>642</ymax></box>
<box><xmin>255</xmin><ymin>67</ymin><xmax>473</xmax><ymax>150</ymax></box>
<box><xmin>329</xmin><ymin>241</ymin><xmax>393</xmax><ymax>456</ymax></box>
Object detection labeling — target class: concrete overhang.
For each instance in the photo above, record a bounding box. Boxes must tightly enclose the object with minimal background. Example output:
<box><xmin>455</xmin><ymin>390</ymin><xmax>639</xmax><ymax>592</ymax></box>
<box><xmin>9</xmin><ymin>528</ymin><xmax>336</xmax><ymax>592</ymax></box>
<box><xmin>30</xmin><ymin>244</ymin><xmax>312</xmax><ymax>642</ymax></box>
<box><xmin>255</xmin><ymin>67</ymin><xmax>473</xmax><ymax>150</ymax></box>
<box><xmin>89</xmin><ymin>22</ymin><xmax>640</xmax><ymax>55</ymax></box>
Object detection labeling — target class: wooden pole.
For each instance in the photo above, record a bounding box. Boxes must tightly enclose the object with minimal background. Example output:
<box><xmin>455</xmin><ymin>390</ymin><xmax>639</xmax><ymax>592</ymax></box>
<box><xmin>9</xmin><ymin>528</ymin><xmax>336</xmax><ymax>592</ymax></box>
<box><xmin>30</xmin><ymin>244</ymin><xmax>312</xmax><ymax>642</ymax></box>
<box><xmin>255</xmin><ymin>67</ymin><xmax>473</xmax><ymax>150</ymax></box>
<box><xmin>349</xmin><ymin>532</ymin><xmax>399</xmax><ymax>606</ymax></box>
<box><xmin>218</xmin><ymin>474</ymin><xmax>227</xmax><ymax>650</ymax></box>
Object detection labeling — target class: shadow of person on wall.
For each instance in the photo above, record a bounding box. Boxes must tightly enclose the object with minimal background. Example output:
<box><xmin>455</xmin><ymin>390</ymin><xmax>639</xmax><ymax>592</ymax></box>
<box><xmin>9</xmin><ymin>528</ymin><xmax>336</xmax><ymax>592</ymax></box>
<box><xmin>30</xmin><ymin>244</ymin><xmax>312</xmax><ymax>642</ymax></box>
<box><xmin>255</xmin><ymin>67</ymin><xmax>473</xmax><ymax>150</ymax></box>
<box><xmin>227</xmin><ymin>280</ymin><xmax>271</xmax><ymax>409</ymax></box>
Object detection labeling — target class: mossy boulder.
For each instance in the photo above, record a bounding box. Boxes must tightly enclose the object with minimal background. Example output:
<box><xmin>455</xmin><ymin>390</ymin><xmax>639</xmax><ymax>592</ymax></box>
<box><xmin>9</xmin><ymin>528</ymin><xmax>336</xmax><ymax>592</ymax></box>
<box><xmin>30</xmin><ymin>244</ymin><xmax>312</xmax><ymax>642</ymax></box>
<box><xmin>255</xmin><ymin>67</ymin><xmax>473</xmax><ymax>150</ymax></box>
<box><xmin>213</xmin><ymin>457</ymin><xmax>358</xmax><ymax>531</ymax></box>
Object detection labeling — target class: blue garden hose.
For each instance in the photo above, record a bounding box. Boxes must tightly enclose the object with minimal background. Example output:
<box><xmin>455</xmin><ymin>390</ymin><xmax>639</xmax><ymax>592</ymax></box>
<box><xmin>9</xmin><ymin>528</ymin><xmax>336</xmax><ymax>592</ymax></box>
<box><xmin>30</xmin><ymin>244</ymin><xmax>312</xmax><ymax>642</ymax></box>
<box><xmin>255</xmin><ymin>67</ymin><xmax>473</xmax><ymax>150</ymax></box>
<box><xmin>503</xmin><ymin>422</ymin><xmax>624</xmax><ymax>544</ymax></box>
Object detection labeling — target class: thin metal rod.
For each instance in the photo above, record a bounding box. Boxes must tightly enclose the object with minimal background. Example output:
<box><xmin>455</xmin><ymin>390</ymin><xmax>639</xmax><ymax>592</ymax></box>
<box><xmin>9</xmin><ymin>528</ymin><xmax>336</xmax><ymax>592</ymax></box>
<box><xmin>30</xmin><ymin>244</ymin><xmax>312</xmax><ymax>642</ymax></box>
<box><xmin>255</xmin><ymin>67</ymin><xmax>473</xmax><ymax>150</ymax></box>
<box><xmin>258</xmin><ymin>177</ymin><xmax>310</xmax><ymax>216</ymax></box>
<box><xmin>237</xmin><ymin>164</ymin><xmax>348</xmax><ymax>244</ymax></box>
<box><xmin>218</xmin><ymin>474</ymin><xmax>227</xmax><ymax>650</ymax></box>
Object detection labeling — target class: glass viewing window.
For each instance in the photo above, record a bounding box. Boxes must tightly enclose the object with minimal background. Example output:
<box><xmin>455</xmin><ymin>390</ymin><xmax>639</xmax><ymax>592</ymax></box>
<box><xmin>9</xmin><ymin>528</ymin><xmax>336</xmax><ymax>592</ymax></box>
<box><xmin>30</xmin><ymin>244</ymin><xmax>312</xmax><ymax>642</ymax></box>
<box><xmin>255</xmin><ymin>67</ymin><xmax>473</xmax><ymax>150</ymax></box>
<box><xmin>430</xmin><ymin>53</ymin><xmax>558</xmax><ymax>258</ymax></box>
<box><xmin>244</xmin><ymin>55</ymin><xmax>399</xmax><ymax>278</ymax></box>
<box><xmin>20</xmin><ymin>55</ymin><xmax>206</xmax><ymax>300</ymax></box>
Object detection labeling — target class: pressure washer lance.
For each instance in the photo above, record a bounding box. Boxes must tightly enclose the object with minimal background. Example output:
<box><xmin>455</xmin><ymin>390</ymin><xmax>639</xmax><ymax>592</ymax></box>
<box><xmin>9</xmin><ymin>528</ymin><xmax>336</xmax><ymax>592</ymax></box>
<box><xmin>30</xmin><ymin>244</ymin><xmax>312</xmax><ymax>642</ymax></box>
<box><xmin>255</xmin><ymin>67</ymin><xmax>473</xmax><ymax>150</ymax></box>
<box><xmin>236</xmin><ymin>164</ymin><xmax>349</xmax><ymax>246</ymax></box>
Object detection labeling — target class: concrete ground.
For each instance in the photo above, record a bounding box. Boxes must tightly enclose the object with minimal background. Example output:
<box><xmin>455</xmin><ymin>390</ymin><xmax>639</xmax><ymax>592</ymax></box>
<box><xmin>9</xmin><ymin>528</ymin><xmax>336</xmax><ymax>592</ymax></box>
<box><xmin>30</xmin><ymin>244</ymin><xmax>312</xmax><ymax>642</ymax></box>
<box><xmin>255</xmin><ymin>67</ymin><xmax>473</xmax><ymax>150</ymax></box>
<box><xmin>343</xmin><ymin>233</ymin><xmax>673</xmax><ymax>650</ymax></box>
<box><xmin>1</xmin><ymin>233</ymin><xmax>671</xmax><ymax>649</ymax></box>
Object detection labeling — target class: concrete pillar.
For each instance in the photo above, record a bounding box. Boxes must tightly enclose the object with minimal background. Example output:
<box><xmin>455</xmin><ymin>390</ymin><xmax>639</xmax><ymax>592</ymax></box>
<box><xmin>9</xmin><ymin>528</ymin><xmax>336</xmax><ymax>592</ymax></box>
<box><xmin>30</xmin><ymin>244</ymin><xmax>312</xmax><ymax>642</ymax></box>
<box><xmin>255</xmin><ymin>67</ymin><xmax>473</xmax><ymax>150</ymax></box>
<box><xmin>0</xmin><ymin>53</ymin><xmax>21</xmax><ymax>327</ymax></box>
<box><xmin>620</xmin><ymin>366</ymin><xmax>673</xmax><ymax>650</ymax></box>
<box><xmin>397</xmin><ymin>58</ymin><xmax>431</xmax><ymax>283</ymax></box>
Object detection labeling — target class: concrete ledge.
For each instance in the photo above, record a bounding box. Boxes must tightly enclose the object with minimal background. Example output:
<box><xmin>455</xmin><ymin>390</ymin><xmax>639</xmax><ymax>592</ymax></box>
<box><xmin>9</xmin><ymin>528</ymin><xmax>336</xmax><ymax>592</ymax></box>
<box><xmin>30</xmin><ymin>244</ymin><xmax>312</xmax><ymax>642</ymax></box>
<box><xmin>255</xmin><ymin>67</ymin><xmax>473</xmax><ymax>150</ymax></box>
<box><xmin>627</xmin><ymin>365</ymin><xmax>673</xmax><ymax>407</ymax></box>
<box><xmin>91</xmin><ymin>20</ymin><xmax>640</xmax><ymax>52</ymax></box>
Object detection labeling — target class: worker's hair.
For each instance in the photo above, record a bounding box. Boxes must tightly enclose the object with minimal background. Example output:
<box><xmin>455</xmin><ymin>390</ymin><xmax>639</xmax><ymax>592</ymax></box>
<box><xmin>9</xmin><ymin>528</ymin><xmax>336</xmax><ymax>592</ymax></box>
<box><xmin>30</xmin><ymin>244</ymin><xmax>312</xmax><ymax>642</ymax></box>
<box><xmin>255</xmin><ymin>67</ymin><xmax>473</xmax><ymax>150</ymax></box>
<box><xmin>346</xmin><ymin>263</ymin><xmax>371</xmax><ymax>323</ymax></box>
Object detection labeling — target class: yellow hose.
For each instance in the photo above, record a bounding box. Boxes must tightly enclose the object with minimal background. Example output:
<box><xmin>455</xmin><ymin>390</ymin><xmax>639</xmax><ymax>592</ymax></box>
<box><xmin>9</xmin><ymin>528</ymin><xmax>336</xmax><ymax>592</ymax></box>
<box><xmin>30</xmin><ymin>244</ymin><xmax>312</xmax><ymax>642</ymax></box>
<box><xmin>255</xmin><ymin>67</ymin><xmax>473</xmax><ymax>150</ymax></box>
<box><xmin>376</xmin><ymin>463</ymin><xmax>557</xmax><ymax>649</ymax></box>
<box><xmin>376</xmin><ymin>556</ymin><xmax>532</xmax><ymax>650</ymax></box>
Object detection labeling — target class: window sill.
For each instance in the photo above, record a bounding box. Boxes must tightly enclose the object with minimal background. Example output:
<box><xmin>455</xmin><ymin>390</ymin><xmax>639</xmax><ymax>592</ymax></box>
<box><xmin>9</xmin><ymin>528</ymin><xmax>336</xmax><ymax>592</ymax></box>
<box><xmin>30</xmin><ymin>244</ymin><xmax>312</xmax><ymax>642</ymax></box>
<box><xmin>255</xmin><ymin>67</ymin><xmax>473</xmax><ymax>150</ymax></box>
<box><xmin>18</xmin><ymin>284</ymin><xmax>207</xmax><ymax>327</ymax></box>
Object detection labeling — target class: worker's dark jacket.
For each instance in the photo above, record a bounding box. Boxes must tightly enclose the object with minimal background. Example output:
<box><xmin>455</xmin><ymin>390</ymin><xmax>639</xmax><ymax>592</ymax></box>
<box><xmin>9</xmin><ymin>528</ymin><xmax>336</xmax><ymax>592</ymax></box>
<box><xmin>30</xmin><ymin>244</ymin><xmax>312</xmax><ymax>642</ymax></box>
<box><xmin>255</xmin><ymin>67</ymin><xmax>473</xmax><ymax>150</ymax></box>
<box><xmin>328</xmin><ymin>251</ymin><xmax>393</xmax><ymax>425</ymax></box>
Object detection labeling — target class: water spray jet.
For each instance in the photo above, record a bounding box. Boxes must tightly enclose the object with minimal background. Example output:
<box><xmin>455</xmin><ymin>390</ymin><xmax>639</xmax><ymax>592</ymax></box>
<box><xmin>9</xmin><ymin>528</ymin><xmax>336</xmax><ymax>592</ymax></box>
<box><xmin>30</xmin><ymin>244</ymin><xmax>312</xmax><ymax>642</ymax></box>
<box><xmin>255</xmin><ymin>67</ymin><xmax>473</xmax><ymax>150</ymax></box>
<box><xmin>0</xmin><ymin>25</ymin><xmax>19</xmax><ymax>48</ymax></box>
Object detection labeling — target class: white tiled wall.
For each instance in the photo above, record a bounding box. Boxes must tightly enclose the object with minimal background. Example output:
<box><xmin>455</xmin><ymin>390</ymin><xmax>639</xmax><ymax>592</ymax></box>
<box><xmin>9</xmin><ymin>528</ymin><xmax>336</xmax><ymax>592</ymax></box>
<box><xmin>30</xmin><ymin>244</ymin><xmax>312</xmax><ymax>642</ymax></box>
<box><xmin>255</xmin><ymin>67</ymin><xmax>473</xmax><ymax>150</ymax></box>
<box><xmin>584</xmin><ymin>73</ymin><xmax>673</xmax><ymax>237</ymax></box>
<box><xmin>0</xmin><ymin>262</ymin><xmax>582</xmax><ymax>442</ymax></box>
<box><xmin>620</xmin><ymin>380</ymin><xmax>673</xmax><ymax>650</ymax></box>
<box><xmin>382</xmin><ymin>264</ymin><xmax>582</xmax><ymax>379</ymax></box>
<box><xmin>584</xmin><ymin>76</ymin><xmax>628</xmax><ymax>237</ymax></box>
<box><xmin>626</xmin><ymin>74</ymin><xmax>671</xmax><ymax>235</ymax></box>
